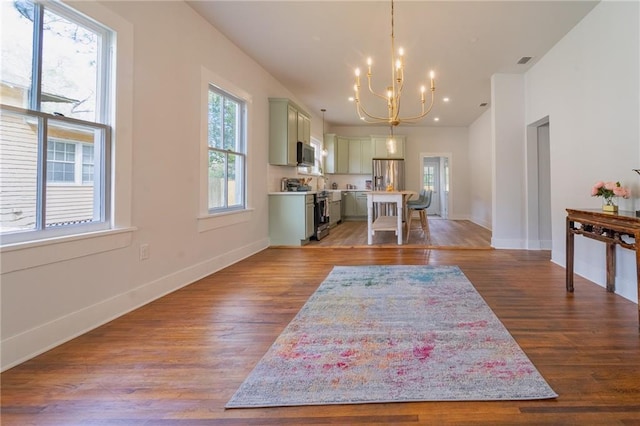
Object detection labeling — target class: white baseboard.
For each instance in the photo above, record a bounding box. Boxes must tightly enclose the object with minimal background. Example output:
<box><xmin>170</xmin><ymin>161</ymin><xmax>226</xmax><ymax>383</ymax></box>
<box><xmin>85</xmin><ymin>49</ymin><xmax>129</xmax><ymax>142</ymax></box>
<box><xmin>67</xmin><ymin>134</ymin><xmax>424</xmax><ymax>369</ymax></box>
<box><xmin>1</xmin><ymin>238</ymin><xmax>269</xmax><ymax>372</ymax></box>
<box><xmin>491</xmin><ymin>237</ymin><xmax>527</xmax><ymax>249</ymax></box>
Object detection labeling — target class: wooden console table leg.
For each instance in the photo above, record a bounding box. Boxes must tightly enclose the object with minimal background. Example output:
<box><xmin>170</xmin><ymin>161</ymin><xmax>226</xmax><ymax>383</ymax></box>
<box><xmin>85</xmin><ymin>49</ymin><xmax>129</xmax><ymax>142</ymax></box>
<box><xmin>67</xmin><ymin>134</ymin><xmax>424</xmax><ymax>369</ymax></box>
<box><xmin>636</xmin><ymin>232</ymin><xmax>640</xmax><ymax>331</ymax></box>
<box><xmin>606</xmin><ymin>242</ymin><xmax>616</xmax><ymax>292</ymax></box>
<box><xmin>566</xmin><ymin>217</ymin><xmax>575</xmax><ymax>292</ymax></box>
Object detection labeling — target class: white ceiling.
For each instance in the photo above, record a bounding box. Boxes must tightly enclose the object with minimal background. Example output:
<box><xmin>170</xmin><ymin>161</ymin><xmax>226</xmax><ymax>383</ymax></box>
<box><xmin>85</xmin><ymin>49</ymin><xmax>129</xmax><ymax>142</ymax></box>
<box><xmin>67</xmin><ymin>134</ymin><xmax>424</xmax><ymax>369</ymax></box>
<box><xmin>187</xmin><ymin>1</ymin><xmax>599</xmax><ymax>127</ymax></box>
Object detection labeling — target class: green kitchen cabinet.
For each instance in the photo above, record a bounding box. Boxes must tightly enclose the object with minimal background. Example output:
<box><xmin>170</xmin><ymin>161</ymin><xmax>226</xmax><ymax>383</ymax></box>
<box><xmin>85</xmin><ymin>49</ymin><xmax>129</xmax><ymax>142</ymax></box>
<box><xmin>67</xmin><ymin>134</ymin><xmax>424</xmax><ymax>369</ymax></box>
<box><xmin>336</xmin><ymin>136</ymin><xmax>350</xmax><ymax>174</ymax></box>
<box><xmin>324</xmin><ymin>133</ymin><xmax>336</xmax><ymax>174</ymax></box>
<box><xmin>342</xmin><ymin>191</ymin><xmax>368</xmax><ymax>220</ymax></box>
<box><xmin>269</xmin><ymin>193</ymin><xmax>315</xmax><ymax>245</ymax></box>
<box><xmin>372</xmin><ymin>135</ymin><xmax>405</xmax><ymax>159</ymax></box>
<box><xmin>269</xmin><ymin>98</ymin><xmax>311</xmax><ymax>166</ymax></box>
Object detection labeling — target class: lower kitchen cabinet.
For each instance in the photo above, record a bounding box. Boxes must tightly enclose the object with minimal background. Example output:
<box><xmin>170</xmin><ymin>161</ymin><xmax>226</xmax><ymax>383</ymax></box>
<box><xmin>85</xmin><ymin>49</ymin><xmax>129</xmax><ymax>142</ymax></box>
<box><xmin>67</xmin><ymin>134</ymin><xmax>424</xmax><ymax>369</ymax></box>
<box><xmin>329</xmin><ymin>200</ymin><xmax>341</xmax><ymax>228</ymax></box>
<box><xmin>342</xmin><ymin>191</ymin><xmax>368</xmax><ymax>220</ymax></box>
<box><xmin>269</xmin><ymin>193</ymin><xmax>315</xmax><ymax>246</ymax></box>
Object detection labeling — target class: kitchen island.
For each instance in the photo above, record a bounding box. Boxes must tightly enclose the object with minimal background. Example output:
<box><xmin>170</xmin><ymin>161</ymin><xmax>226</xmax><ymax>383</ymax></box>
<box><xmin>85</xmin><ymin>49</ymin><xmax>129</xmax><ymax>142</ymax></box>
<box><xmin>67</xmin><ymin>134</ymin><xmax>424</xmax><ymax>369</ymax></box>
<box><xmin>367</xmin><ymin>191</ymin><xmax>403</xmax><ymax>245</ymax></box>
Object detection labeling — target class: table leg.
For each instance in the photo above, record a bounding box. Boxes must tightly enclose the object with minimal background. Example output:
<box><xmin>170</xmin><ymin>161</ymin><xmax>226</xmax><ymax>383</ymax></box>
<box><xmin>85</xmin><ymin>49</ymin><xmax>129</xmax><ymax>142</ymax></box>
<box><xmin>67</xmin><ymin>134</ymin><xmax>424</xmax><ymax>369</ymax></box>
<box><xmin>396</xmin><ymin>201</ymin><xmax>402</xmax><ymax>245</ymax></box>
<box><xmin>636</xmin><ymin>232</ymin><xmax>640</xmax><ymax>331</ymax></box>
<box><xmin>367</xmin><ymin>201</ymin><xmax>373</xmax><ymax>245</ymax></box>
<box><xmin>566</xmin><ymin>217</ymin><xmax>575</xmax><ymax>292</ymax></box>
<box><xmin>606</xmin><ymin>242</ymin><xmax>616</xmax><ymax>292</ymax></box>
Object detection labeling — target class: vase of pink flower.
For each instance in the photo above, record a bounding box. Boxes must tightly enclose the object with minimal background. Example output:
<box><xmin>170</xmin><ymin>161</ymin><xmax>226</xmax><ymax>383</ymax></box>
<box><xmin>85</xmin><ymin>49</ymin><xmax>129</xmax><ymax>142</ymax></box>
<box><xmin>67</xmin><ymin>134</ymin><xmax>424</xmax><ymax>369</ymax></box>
<box><xmin>591</xmin><ymin>181</ymin><xmax>630</xmax><ymax>212</ymax></box>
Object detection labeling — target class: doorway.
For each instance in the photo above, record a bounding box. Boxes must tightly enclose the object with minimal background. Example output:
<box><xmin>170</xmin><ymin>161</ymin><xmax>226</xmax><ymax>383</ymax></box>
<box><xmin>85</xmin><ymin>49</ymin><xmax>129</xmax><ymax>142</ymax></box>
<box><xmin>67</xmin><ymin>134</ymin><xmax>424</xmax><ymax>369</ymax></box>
<box><xmin>526</xmin><ymin>118</ymin><xmax>552</xmax><ymax>250</ymax></box>
<box><xmin>420</xmin><ymin>154</ymin><xmax>451</xmax><ymax>219</ymax></box>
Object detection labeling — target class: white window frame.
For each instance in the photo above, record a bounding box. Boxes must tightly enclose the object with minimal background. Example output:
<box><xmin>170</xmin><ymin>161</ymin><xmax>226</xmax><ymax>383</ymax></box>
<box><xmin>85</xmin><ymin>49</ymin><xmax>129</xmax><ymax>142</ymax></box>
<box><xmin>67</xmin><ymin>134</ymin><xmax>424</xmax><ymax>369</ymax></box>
<box><xmin>0</xmin><ymin>1</ymin><xmax>113</xmax><ymax>245</ymax></box>
<box><xmin>206</xmin><ymin>85</ymin><xmax>246</xmax><ymax>213</ymax></box>
<box><xmin>198</xmin><ymin>67</ymin><xmax>253</xmax><ymax>233</ymax></box>
<box><xmin>1</xmin><ymin>1</ymin><xmax>135</xmax><ymax>273</ymax></box>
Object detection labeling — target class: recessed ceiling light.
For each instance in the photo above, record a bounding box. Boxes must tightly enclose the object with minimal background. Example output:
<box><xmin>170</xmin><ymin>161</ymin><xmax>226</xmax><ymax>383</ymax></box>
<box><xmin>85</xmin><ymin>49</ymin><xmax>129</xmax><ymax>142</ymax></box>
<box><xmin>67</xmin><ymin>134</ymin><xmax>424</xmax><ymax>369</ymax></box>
<box><xmin>443</xmin><ymin>97</ymin><xmax>450</xmax><ymax>102</ymax></box>
<box><xmin>433</xmin><ymin>117</ymin><xmax>440</xmax><ymax>122</ymax></box>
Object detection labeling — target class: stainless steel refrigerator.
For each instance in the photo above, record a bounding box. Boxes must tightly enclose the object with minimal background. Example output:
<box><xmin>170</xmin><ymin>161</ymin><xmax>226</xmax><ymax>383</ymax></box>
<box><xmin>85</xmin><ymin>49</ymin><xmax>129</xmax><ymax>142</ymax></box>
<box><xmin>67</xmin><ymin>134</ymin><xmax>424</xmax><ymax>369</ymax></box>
<box><xmin>372</xmin><ymin>158</ymin><xmax>405</xmax><ymax>191</ymax></box>
<box><xmin>372</xmin><ymin>158</ymin><xmax>405</xmax><ymax>218</ymax></box>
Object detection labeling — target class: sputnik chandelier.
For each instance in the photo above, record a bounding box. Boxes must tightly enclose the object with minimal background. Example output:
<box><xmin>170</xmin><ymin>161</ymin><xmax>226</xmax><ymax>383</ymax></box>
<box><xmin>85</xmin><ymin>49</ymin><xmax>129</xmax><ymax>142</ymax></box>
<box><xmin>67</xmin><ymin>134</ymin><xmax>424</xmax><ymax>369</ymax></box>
<box><xmin>350</xmin><ymin>0</ymin><xmax>436</xmax><ymax>126</ymax></box>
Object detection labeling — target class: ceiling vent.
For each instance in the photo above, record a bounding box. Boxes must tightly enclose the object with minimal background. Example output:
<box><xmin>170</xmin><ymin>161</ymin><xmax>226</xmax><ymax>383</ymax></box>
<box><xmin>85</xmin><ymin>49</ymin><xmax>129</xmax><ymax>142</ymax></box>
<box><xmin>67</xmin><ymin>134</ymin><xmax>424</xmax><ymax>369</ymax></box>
<box><xmin>517</xmin><ymin>56</ymin><xmax>533</xmax><ymax>65</ymax></box>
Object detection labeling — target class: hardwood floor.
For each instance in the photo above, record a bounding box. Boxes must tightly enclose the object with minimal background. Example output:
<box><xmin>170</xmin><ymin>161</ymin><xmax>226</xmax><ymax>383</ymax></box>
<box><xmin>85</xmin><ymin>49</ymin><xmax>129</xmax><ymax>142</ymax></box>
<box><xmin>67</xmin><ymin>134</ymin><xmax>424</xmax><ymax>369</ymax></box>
<box><xmin>2</xmin><ymin>248</ymin><xmax>640</xmax><ymax>425</ymax></box>
<box><xmin>308</xmin><ymin>218</ymin><xmax>493</xmax><ymax>248</ymax></box>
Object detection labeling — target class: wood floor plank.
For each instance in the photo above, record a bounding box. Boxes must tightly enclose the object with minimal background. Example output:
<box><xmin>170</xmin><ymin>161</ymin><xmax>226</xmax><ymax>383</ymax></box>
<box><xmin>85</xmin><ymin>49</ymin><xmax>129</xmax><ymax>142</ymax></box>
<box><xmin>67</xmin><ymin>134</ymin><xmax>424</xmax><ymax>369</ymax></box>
<box><xmin>2</xmin><ymin>244</ymin><xmax>639</xmax><ymax>424</ymax></box>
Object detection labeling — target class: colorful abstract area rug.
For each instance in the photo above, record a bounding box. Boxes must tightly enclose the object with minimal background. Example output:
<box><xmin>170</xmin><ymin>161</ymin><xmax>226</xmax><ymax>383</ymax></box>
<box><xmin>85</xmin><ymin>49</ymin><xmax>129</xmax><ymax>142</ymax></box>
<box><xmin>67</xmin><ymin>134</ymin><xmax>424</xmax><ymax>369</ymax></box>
<box><xmin>226</xmin><ymin>265</ymin><xmax>557</xmax><ymax>408</ymax></box>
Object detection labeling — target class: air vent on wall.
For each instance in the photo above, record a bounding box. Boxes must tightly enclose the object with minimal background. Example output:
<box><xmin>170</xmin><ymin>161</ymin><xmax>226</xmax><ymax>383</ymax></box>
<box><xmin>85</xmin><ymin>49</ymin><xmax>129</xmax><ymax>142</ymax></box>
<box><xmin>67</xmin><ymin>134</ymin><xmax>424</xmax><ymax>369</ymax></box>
<box><xmin>517</xmin><ymin>56</ymin><xmax>533</xmax><ymax>65</ymax></box>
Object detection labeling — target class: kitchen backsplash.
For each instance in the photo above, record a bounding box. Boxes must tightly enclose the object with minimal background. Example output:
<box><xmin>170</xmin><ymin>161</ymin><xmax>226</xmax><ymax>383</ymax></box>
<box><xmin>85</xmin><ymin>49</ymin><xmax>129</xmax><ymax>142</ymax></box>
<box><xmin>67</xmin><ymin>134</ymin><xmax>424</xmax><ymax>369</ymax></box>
<box><xmin>325</xmin><ymin>174</ymin><xmax>371</xmax><ymax>190</ymax></box>
<box><xmin>268</xmin><ymin>165</ymin><xmax>371</xmax><ymax>192</ymax></box>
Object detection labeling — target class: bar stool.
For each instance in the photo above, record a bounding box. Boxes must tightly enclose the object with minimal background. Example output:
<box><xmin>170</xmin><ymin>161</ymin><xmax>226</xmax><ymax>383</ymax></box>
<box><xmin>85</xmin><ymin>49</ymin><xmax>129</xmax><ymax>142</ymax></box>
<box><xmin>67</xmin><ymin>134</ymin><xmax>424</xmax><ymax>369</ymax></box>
<box><xmin>406</xmin><ymin>189</ymin><xmax>432</xmax><ymax>243</ymax></box>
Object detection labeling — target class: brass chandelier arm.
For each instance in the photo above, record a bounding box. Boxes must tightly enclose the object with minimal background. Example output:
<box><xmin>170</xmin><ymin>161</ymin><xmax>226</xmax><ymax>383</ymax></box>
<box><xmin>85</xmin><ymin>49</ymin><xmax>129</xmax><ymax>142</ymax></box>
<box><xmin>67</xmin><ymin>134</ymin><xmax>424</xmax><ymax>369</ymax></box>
<box><xmin>356</xmin><ymin>86</ymin><xmax>435</xmax><ymax>126</ymax></box>
<box><xmin>365</xmin><ymin>74</ymin><xmax>392</xmax><ymax>102</ymax></box>
<box><xmin>355</xmin><ymin>98</ymin><xmax>393</xmax><ymax>124</ymax></box>
<box><xmin>395</xmin><ymin>88</ymin><xmax>436</xmax><ymax>123</ymax></box>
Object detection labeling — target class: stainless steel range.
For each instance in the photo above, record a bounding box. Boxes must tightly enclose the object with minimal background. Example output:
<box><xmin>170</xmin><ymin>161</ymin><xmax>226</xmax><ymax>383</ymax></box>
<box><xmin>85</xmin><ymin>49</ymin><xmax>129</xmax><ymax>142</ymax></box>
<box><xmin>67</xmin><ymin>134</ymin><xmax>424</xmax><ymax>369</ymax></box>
<box><xmin>314</xmin><ymin>191</ymin><xmax>330</xmax><ymax>240</ymax></box>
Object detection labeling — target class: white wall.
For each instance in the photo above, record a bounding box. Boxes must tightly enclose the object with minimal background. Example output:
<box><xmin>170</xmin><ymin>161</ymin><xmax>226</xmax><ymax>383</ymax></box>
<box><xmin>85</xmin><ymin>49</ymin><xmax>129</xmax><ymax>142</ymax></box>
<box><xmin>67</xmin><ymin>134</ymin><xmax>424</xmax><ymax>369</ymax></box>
<box><xmin>330</xmin><ymin>125</ymin><xmax>471</xmax><ymax>220</ymax></box>
<box><xmin>468</xmin><ymin>110</ymin><xmax>492</xmax><ymax>229</ymax></box>
<box><xmin>0</xmin><ymin>1</ymin><xmax>317</xmax><ymax>370</ymax></box>
<box><xmin>491</xmin><ymin>74</ymin><xmax>527</xmax><ymax>248</ymax></box>
<box><xmin>525</xmin><ymin>1</ymin><xmax>639</xmax><ymax>302</ymax></box>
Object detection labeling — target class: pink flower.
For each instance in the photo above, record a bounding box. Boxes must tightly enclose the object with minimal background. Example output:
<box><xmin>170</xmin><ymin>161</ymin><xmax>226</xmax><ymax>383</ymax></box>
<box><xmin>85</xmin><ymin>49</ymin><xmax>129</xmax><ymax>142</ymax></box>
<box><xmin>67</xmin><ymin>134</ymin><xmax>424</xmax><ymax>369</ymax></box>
<box><xmin>591</xmin><ymin>180</ymin><xmax>630</xmax><ymax>199</ymax></box>
<box><xmin>616</xmin><ymin>187</ymin><xmax>631</xmax><ymax>199</ymax></box>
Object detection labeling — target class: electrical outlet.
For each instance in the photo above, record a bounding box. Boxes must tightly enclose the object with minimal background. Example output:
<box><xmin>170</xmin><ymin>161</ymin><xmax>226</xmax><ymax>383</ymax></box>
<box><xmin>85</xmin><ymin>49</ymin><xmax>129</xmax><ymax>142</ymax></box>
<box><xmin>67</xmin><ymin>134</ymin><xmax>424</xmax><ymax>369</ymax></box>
<box><xmin>139</xmin><ymin>243</ymin><xmax>150</xmax><ymax>260</ymax></box>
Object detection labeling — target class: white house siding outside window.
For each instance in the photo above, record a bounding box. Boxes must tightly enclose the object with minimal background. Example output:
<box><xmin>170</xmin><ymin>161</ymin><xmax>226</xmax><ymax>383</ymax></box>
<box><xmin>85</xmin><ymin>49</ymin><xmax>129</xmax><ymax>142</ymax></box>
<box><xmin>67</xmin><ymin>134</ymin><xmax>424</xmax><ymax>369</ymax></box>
<box><xmin>207</xmin><ymin>85</ymin><xmax>246</xmax><ymax>213</ymax></box>
<box><xmin>0</xmin><ymin>0</ymin><xmax>113</xmax><ymax>244</ymax></box>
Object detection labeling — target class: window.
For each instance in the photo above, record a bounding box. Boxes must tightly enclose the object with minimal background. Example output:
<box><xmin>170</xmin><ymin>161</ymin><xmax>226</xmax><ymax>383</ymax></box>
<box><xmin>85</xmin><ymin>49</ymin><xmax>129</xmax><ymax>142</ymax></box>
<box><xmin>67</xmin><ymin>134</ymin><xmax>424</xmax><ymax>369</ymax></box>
<box><xmin>311</xmin><ymin>138</ymin><xmax>323</xmax><ymax>174</ymax></box>
<box><xmin>0</xmin><ymin>0</ymin><xmax>112</xmax><ymax>243</ymax></box>
<box><xmin>46</xmin><ymin>139</ymin><xmax>95</xmax><ymax>184</ymax></box>
<box><xmin>423</xmin><ymin>164</ymin><xmax>436</xmax><ymax>191</ymax></box>
<box><xmin>207</xmin><ymin>85</ymin><xmax>246</xmax><ymax>212</ymax></box>
<box><xmin>47</xmin><ymin>140</ymin><xmax>76</xmax><ymax>183</ymax></box>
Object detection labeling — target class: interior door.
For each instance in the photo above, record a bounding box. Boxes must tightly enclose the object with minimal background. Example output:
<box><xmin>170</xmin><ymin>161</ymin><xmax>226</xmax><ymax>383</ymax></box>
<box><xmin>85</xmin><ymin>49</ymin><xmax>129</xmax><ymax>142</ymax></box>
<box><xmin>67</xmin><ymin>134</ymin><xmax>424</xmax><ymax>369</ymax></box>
<box><xmin>423</xmin><ymin>157</ymin><xmax>441</xmax><ymax>216</ymax></box>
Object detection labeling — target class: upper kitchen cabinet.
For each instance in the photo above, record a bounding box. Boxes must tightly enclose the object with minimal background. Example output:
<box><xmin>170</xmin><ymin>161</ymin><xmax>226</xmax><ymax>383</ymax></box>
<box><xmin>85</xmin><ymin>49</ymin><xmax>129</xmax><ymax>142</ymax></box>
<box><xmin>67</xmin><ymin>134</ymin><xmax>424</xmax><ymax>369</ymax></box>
<box><xmin>372</xmin><ymin>135</ymin><xmax>405</xmax><ymax>159</ymax></box>
<box><xmin>348</xmin><ymin>137</ymin><xmax>373</xmax><ymax>174</ymax></box>
<box><xmin>269</xmin><ymin>98</ymin><xmax>311</xmax><ymax>166</ymax></box>
<box><xmin>336</xmin><ymin>136</ymin><xmax>350</xmax><ymax>174</ymax></box>
<box><xmin>324</xmin><ymin>133</ymin><xmax>336</xmax><ymax>173</ymax></box>
<box><xmin>325</xmin><ymin>136</ymin><xmax>371</xmax><ymax>175</ymax></box>
<box><xmin>297</xmin><ymin>112</ymin><xmax>310</xmax><ymax>145</ymax></box>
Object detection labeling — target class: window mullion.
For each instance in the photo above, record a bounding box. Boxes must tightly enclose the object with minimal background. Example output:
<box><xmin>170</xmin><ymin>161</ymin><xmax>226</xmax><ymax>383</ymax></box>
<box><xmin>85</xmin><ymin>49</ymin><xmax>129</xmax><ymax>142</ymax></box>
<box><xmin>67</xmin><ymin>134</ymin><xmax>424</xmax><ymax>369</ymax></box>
<box><xmin>36</xmin><ymin>116</ymin><xmax>48</xmax><ymax>230</ymax></box>
<box><xmin>223</xmin><ymin>151</ymin><xmax>229</xmax><ymax>208</ymax></box>
<box><xmin>30</xmin><ymin>3</ymin><xmax>44</xmax><ymax>111</ymax></box>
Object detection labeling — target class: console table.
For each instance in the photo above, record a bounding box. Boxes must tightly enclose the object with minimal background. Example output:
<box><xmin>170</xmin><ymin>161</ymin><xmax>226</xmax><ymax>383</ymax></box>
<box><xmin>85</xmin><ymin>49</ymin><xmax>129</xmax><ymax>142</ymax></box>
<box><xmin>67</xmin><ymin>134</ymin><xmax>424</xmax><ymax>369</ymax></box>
<box><xmin>565</xmin><ymin>208</ymin><xmax>640</xmax><ymax>329</ymax></box>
